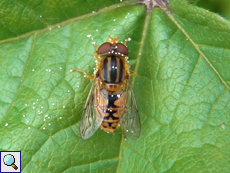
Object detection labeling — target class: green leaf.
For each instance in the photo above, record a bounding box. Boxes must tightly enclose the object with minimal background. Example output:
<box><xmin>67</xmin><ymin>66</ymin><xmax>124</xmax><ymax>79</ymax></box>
<box><xmin>0</xmin><ymin>0</ymin><xmax>230</xmax><ymax>172</ymax></box>
<box><xmin>195</xmin><ymin>0</ymin><xmax>230</xmax><ymax>20</ymax></box>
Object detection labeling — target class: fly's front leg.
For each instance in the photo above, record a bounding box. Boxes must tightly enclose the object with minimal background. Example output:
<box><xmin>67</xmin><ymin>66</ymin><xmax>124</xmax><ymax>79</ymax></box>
<box><xmin>92</xmin><ymin>42</ymin><xmax>98</xmax><ymax>51</ymax></box>
<box><xmin>93</xmin><ymin>52</ymin><xmax>100</xmax><ymax>61</ymax></box>
<box><xmin>71</xmin><ymin>69</ymin><xmax>94</xmax><ymax>79</ymax></box>
<box><xmin>92</xmin><ymin>42</ymin><xmax>100</xmax><ymax>61</ymax></box>
<box><xmin>124</xmin><ymin>38</ymin><xmax>131</xmax><ymax>46</ymax></box>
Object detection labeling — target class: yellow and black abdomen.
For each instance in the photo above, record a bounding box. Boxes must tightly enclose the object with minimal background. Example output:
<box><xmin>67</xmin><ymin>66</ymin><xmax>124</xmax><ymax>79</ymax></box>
<box><xmin>100</xmin><ymin>93</ymin><xmax>126</xmax><ymax>132</ymax></box>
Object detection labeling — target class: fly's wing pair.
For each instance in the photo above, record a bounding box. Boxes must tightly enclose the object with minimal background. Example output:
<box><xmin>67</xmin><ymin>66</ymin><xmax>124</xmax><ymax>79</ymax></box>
<box><xmin>120</xmin><ymin>79</ymin><xmax>141</xmax><ymax>140</ymax></box>
<box><xmin>80</xmin><ymin>79</ymin><xmax>108</xmax><ymax>139</ymax></box>
<box><xmin>80</xmin><ymin>78</ymin><xmax>141</xmax><ymax>140</ymax></box>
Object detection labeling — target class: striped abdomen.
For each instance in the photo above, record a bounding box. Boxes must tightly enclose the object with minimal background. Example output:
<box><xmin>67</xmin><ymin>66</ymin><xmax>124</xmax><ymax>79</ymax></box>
<box><xmin>100</xmin><ymin>93</ymin><xmax>126</xmax><ymax>132</ymax></box>
<box><xmin>100</xmin><ymin>56</ymin><xmax>125</xmax><ymax>83</ymax></box>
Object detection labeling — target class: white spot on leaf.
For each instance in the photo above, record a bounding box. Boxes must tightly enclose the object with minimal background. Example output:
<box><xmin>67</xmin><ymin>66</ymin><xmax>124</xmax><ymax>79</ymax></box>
<box><xmin>221</xmin><ymin>123</ymin><xmax>225</xmax><ymax>129</ymax></box>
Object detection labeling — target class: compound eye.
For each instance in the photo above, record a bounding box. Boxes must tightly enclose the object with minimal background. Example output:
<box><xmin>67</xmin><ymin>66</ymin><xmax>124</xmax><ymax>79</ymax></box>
<box><xmin>117</xmin><ymin>43</ymin><xmax>128</xmax><ymax>55</ymax></box>
<box><xmin>98</xmin><ymin>42</ymin><xmax>111</xmax><ymax>54</ymax></box>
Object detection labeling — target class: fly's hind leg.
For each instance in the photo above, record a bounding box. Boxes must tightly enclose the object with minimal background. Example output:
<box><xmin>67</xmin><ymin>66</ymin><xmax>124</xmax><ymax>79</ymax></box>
<box><xmin>71</xmin><ymin>69</ymin><xmax>94</xmax><ymax>79</ymax></box>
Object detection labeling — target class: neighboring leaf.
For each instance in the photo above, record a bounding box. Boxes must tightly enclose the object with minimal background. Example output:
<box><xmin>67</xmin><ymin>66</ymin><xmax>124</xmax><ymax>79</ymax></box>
<box><xmin>0</xmin><ymin>0</ymin><xmax>126</xmax><ymax>40</ymax></box>
<box><xmin>196</xmin><ymin>0</ymin><xmax>230</xmax><ymax>20</ymax></box>
<box><xmin>0</xmin><ymin>0</ymin><xmax>229</xmax><ymax>172</ymax></box>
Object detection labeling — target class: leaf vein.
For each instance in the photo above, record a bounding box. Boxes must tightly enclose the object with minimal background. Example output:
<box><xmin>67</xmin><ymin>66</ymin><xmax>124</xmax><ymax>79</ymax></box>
<box><xmin>166</xmin><ymin>13</ymin><xmax>230</xmax><ymax>90</ymax></box>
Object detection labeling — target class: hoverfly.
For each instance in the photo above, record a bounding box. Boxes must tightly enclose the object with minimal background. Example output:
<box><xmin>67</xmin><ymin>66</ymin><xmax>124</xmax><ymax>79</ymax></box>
<box><xmin>71</xmin><ymin>36</ymin><xmax>141</xmax><ymax>139</ymax></box>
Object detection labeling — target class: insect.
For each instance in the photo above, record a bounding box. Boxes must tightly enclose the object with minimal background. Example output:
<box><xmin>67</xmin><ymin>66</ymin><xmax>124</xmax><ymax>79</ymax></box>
<box><xmin>71</xmin><ymin>36</ymin><xmax>141</xmax><ymax>140</ymax></box>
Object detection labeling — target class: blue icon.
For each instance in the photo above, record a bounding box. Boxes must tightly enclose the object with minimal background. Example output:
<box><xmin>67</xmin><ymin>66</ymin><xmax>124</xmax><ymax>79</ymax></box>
<box><xmin>3</xmin><ymin>154</ymin><xmax>18</xmax><ymax>170</ymax></box>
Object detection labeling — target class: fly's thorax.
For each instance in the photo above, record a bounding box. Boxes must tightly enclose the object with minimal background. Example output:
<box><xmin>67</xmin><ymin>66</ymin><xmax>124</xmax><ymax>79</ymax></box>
<box><xmin>99</xmin><ymin>56</ymin><xmax>126</xmax><ymax>83</ymax></box>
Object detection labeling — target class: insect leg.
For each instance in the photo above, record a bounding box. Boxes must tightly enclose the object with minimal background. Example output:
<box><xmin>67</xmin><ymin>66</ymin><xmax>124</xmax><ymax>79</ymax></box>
<box><xmin>93</xmin><ymin>42</ymin><xmax>98</xmax><ymax>51</ymax></box>
<box><xmin>93</xmin><ymin>52</ymin><xmax>100</xmax><ymax>61</ymax></box>
<box><xmin>92</xmin><ymin>42</ymin><xmax>101</xmax><ymax>61</ymax></box>
<box><xmin>124</xmin><ymin>38</ymin><xmax>131</xmax><ymax>46</ymax></box>
<box><xmin>71</xmin><ymin>69</ymin><xmax>94</xmax><ymax>79</ymax></box>
<box><xmin>129</xmin><ymin>70</ymin><xmax>136</xmax><ymax>76</ymax></box>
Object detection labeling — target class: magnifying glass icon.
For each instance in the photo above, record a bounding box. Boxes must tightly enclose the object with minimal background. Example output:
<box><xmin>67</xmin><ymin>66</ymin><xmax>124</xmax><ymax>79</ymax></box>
<box><xmin>3</xmin><ymin>154</ymin><xmax>18</xmax><ymax>170</ymax></box>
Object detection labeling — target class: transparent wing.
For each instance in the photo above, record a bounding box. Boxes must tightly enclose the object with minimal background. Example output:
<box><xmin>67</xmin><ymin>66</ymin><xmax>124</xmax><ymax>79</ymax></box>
<box><xmin>80</xmin><ymin>80</ymin><xmax>107</xmax><ymax>139</ymax></box>
<box><xmin>120</xmin><ymin>79</ymin><xmax>141</xmax><ymax>140</ymax></box>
